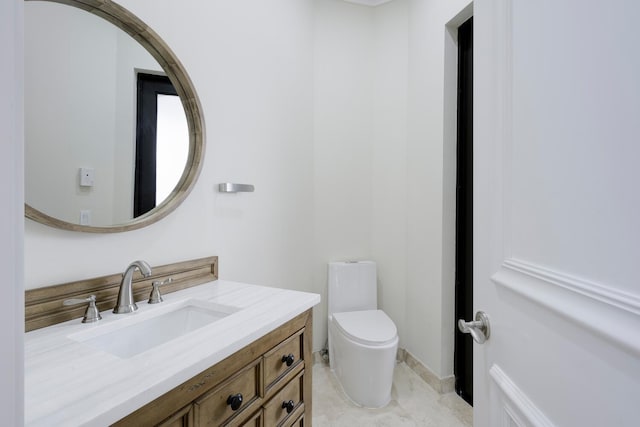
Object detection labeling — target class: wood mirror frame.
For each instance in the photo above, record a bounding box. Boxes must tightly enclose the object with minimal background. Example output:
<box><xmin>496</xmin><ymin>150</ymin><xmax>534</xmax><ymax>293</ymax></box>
<box><xmin>24</xmin><ymin>0</ymin><xmax>205</xmax><ymax>233</ymax></box>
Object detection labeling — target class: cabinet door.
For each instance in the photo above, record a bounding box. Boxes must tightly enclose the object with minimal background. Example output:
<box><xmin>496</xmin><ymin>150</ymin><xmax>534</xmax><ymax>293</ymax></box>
<box><xmin>194</xmin><ymin>359</ymin><xmax>262</xmax><ymax>426</ymax></box>
<box><xmin>284</xmin><ymin>414</ymin><xmax>303</xmax><ymax>427</ymax></box>
<box><xmin>226</xmin><ymin>409</ymin><xmax>262</xmax><ymax>427</ymax></box>
<box><xmin>157</xmin><ymin>404</ymin><xmax>193</xmax><ymax>427</ymax></box>
<box><xmin>263</xmin><ymin>330</ymin><xmax>303</xmax><ymax>394</ymax></box>
<box><xmin>262</xmin><ymin>371</ymin><xmax>304</xmax><ymax>427</ymax></box>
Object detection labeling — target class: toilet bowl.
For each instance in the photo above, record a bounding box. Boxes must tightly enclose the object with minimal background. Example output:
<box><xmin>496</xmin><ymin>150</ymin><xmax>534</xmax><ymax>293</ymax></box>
<box><xmin>327</xmin><ymin>261</ymin><xmax>398</xmax><ymax>408</ymax></box>
<box><xmin>329</xmin><ymin>309</ymin><xmax>398</xmax><ymax>407</ymax></box>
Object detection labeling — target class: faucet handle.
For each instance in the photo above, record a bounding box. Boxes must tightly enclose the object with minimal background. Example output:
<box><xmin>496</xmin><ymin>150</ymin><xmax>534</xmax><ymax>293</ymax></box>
<box><xmin>63</xmin><ymin>295</ymin><xmax>102</xmax><ymax>323</ymax></box>
<box><xmin>148</xmin><ymin>278</ymin><xmax>173</xmax><ymax>304</ymax></box>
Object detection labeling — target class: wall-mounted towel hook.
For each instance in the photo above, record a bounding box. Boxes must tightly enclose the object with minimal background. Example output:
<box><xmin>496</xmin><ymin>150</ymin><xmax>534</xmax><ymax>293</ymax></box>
<box><xmin>218</xmin><ymin>183</ymin><xmax>255</xmax><ymax>193</ymax></box>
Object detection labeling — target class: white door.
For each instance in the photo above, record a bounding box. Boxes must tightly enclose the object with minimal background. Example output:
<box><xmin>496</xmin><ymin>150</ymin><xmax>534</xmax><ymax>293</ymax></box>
<box><xmin>471</xmin><ymin>1</ymin><xmax>640</xmax><ymax>426</ymax></box>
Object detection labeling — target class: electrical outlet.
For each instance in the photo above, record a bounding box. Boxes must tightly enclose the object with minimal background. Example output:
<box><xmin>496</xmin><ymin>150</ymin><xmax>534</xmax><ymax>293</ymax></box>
<box><xmin>80</xmin><ymin>210</ymin><xmax>91</xmax><ymax>225</ymax></box>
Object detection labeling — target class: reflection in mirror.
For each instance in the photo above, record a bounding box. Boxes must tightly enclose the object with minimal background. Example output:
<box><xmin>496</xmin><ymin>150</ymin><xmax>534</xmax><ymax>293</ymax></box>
<box><xmin>24</xmin><ymin>0</ymin><xmax>203</xmax><ymax>232</ymax></box>
<box><xmin>134</xmin><ymin>73</ymin><xmax>188</xmax><ymax>217</ymax></box>
<box><xmin>155</xmin><ymin>94</ymin><xmax>189</xmax><ymax>203</ymax></box>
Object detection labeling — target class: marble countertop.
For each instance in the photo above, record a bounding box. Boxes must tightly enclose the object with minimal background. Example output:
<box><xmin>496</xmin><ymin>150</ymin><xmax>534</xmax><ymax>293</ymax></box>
<box><xmin>25</xmin><ymin>280</ymin><xmax>320</xmax><ymax>426</ymax></box>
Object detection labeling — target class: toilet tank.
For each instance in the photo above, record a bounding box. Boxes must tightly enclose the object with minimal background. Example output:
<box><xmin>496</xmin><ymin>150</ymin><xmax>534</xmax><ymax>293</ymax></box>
<box><xmin>328</xmin><ymin>261</ymin><xmax>377</xmax><ymax>316</ymax></box>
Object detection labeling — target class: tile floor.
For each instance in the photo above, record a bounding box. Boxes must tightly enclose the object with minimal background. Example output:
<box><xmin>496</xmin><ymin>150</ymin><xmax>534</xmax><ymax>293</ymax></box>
<box><xmin>312</xmin><ymin>361</ymin><xmax>472</xmax><ymax>426</ymax></box>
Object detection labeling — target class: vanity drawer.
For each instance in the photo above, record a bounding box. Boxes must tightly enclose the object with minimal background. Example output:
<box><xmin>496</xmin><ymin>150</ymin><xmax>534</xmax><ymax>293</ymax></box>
<box><xmin>157</xmin><ymin>404</ymin><xmax>193</xmax><ymax>427</ymax></box>
<box><xmin>194</xmin><ymin>359</ymin><xmax>262</xmax><ymax>426</ymax></box>
<box><xmin>284</xmin><ymin>413</ymin><xmax>304</xmax><ymax>427</ymax></box>
<box><xmin>263</xmin><ymin>371</ymin><xmax>304</xmax><ymax>427</ymax></box>
<box><xmin>227</xmin><ymin>409</ymin><xmax>261</xmax><ymax>427</ymax></box>
<box><xmin>264</xmin><ymin>330</ymin><xmax>303</xmax><ymax>392</ymax></box>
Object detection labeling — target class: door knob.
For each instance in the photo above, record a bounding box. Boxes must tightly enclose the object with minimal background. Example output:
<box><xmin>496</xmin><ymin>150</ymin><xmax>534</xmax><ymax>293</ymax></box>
<box><xmin>458</xmin><ymin>311</ymin><xmax>490</xmax><ymax>344</ymax></box>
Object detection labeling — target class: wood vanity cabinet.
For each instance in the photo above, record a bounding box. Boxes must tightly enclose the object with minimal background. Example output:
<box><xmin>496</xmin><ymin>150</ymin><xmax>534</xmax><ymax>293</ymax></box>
<box><xmin>113</xmin><ymin>309</ymin><xmax>313</xmax><ymax>427</ymax></box>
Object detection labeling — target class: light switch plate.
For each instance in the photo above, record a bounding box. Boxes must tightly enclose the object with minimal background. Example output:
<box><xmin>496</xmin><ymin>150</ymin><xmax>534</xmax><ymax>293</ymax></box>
<box><xmin>79</xmin><ymin>168</ymin><xmax>94</xmax><ymax>187</ymax></box>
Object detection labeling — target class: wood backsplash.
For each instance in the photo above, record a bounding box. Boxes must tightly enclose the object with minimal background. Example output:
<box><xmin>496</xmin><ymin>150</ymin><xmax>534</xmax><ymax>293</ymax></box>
<box><xmin>25</xmin><ymin>256</ymin><xmax>218</xmax><ymax>331</ymax></box>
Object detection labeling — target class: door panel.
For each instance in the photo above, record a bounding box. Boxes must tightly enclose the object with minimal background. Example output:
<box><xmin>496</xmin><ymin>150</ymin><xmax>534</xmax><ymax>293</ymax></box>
<box><xmin>474</xmin><ymin>1</ymin><xmax>640</xmax><ymax>426</ymax></box>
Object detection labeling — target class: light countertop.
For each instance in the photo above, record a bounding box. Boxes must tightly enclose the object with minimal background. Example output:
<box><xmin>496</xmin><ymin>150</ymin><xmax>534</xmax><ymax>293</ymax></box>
<box><xmin>25</xmin><ymin>280</ymin><xmax>320</xmax><ymax>426</ymax></box>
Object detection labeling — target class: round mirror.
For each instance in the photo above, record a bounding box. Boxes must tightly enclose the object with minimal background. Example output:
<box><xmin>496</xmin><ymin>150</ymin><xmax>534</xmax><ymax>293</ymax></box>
<box><xmin>24</xmin><ymin>0</ymin><xmax>204</xmax><ymax>232</ymax></box>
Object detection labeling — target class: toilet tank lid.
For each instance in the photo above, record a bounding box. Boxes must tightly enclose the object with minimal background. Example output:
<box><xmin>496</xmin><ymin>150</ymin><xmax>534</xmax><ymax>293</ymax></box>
<box><xmin>333</xmin><ymin>310</ymin><xmax>397</xmax><ymax>346</ymax></box>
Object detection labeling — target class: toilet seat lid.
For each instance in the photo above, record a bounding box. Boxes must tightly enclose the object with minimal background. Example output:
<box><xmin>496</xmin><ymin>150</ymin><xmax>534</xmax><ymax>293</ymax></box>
<box><xmin>333</xmin><ymin>310</ymin><xmax>397</xmax><ymax>346</ymax></box>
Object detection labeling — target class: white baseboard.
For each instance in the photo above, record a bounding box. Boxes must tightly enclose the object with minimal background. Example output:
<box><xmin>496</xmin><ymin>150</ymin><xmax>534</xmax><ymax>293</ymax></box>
<box><xmin>400</xmin><ymin>349</ymin><xmax>456</xmax><ymax>394</ymax></box>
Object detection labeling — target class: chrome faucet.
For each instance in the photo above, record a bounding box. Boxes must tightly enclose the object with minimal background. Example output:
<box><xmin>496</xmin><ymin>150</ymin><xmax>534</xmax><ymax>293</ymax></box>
<box><xmin>113</xmin><ymin>260</ymin><xmax>152</xmax><ymax>314</ymax></box>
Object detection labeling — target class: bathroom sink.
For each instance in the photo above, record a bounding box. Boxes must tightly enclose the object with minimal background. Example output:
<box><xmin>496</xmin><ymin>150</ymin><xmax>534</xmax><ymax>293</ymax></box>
<box><xmin>70</xmin><ymin>300</ymin><xmax>238</xmax><ymax>358</ymax></box>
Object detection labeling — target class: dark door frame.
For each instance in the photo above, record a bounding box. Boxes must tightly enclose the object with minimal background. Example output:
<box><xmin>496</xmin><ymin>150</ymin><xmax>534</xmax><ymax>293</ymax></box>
<box><xmin>454</xmin><ymin>16</ymin><xmax>474</xmax><ymax>406</ymax></box>
<box><xmin>134</xmin><ymin>72</ymin><xmax>178</xmax><ymax>218</ymax></box>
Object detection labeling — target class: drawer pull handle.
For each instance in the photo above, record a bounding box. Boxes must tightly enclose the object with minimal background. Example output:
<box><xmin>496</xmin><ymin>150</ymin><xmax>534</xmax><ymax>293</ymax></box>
<box><xmin>282</xmin><ymin>399</ymin><xmax>295</xmax><ymax>414</ymax></box>
<box><xmin>226</xmin><ymin>393</ymin><xmax>243</xmax><ymax>411</ymax></box>
<box><xmin>282</xmin><ymin>354</ymin><xmax>295</xmax><ymax>367</ymax></box>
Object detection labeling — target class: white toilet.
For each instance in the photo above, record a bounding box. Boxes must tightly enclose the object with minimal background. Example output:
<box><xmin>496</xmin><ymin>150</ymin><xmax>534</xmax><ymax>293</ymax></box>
<box><xmin>327</xmin><ymin>261</ymin><xmax>398</xmax><ymax>408</ymax></box>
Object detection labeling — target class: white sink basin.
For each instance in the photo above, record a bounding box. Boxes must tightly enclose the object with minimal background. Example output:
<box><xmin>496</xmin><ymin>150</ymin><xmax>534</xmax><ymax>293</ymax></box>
<box><xmin>70</xmin><ymin>300</ymin><xmax>238</xmax><ymax>358</ymax></box>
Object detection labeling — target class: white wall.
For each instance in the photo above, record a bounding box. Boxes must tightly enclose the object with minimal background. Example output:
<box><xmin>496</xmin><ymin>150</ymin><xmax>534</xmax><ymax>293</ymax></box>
<box><xmin>405</xmin><ymin>0</ymin><xmax>472</xmax><ymax>377</ymax></box>
<box><xmin>24</xmin><ymin>0</ymin><xmax>467</xmax><ymax>375</ymax></box>
<box><xmin>0</xmin><ymin>0</ymin><xmax>24</xmax><ymax>424</ymax></box>
<box><xmin>371</xmin><ymin>0</ymin><xmax>409</xmax><ymax>349</ymax></box>
<box><xmin>313</xmin><ymin>0</ymin><xmax>374</xmax><ymax>349</ymax></box>
<box><xmin>312</xmin><ymin>0</ymin><xmax>409</xmax><ymax>350</ymax></box>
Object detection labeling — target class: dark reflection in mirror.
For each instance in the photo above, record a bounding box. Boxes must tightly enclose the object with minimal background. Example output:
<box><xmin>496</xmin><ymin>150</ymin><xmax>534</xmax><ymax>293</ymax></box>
<box><xmin>134</xmin><ymin>73</ymin><xmax>187</xmax><ymax>217</ymax></box>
